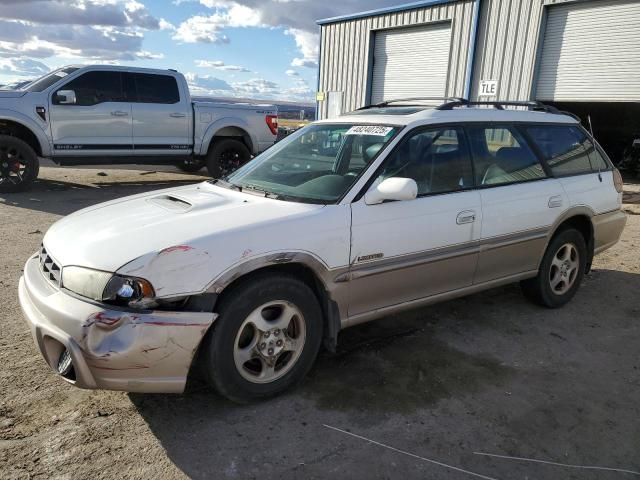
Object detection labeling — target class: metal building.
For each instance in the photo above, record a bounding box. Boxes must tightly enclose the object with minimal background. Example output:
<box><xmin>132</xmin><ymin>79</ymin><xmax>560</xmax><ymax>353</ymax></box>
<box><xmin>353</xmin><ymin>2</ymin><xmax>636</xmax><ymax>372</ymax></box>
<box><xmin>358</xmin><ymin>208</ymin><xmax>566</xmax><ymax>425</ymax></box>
<box><xmin>316</xmin><ymin>0</ymin><xmax>640</xmax><ymax>157</ymax></box>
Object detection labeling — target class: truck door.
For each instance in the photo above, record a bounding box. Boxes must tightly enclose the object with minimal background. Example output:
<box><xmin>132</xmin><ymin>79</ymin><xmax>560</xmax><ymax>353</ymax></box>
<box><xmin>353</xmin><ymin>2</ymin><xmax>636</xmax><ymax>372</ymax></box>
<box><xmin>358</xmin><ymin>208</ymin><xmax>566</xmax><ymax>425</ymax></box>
<box><xmin>49</xmin><ymin>70</ymin><xmax>133</xmax><ymax>158</ymax></box>
<box><xmin>129</xmin><ymin>72</ymin><xmax>191</xmax><ymax>157</ymax></box>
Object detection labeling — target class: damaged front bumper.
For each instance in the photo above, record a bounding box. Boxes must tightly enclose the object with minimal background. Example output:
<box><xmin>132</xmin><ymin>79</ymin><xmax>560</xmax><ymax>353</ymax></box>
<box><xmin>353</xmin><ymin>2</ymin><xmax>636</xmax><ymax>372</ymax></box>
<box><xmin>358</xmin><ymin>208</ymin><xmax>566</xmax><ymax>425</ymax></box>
<box><xmin>19</xmin><ymin>255</ymin><xmax>216</xmax><ymax>393</ymax></box>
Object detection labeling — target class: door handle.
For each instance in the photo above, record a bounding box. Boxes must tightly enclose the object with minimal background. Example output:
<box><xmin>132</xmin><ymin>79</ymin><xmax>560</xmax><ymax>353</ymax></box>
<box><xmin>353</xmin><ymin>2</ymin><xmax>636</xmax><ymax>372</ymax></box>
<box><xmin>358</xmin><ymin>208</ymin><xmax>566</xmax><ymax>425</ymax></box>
<box><xmin>170</xmin><ymin>112</ymin><xmax>187</xmax><ymax>118</ymax></box>
<box><xmin>456</xmin><ymin>210</ymin><xmax>476</xmax><ymax>225</ymax></box>
<box><xmin>111</xmin><ymin>110</ymin><xmax>129</xmax><ymax>117</ymax></box>
<box><xmin>548</xmin><ymin>195</ymin><xmax>563</xmax><ymax>208</ymax></box>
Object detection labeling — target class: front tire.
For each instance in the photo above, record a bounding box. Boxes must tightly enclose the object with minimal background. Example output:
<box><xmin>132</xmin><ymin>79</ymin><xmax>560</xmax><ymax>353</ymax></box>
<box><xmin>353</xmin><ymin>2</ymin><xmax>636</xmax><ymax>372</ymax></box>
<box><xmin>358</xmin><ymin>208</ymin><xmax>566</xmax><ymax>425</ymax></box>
<box><xmin>201</xmin><ymin>273</ymin><xmax>323</xmax><ymax>403</ymax></box>
<box><xmin>205</xmin><ymin>138</ymin><xmax>251</xmax><ymax>179</ymax></box>
<box><xmin>521</xmin><ymin>228</ymin><xmax>587</xmax><ymax>308</ymax></box>
<box><xmin>0</xmin><ymin>135</ymin><xmax>39</xmax><ymax>193</ymax></box>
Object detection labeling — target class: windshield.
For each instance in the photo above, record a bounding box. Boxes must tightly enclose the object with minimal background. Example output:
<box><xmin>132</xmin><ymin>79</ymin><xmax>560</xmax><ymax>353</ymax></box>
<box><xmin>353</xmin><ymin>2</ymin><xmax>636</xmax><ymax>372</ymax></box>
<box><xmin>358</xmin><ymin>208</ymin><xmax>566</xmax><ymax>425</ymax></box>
<box><xmin>26</xmin><ymin>67</ymin><xmax>79</xmax><ymax>92</ymax></box>
<box><xmin>223</xmin><ymin>123</ymin><xmax>400</xmax><ymax>204</ymax></box>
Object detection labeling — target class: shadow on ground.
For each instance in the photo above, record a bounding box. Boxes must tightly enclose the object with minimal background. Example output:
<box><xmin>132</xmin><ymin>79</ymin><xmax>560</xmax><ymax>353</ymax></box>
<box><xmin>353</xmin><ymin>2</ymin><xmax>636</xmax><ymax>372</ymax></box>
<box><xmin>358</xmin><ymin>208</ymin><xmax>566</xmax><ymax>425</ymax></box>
<box><xmin>129</xmin><ymin>269</ymin><xmax>640</xmax><ymax>479</ymax></box>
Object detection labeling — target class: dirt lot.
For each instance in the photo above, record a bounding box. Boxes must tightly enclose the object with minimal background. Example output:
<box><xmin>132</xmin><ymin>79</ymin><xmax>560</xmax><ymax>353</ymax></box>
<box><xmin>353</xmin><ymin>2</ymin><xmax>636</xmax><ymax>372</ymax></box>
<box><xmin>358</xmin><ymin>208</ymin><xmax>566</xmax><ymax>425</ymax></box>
<box><xmin>1</xmin><ymin>165</ymin><xmax>639</xmax><ymax>480</ymax></box>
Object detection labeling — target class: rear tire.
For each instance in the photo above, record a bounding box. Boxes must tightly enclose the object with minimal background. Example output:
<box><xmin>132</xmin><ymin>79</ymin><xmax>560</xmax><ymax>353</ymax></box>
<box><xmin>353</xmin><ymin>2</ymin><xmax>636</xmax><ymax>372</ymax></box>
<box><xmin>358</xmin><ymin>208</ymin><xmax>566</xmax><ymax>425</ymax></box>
<box><xmin>201</xmin><ymin>273</ymin><xmax>323</xmax><ymax>403</ymax></box>
<box><xmin>521</xmin><ymin>228</ymin><xmax>587</xmax><ymax>308</ymax></box>
<box><xmin>0</xmin><ymin>135</ymin><xmax>39</xmax><ymax>193</ymax></box>
<box><xmin>205</xmin><ymin>138</ymin><xmax>251</xmax><ymax>179</ymax></box>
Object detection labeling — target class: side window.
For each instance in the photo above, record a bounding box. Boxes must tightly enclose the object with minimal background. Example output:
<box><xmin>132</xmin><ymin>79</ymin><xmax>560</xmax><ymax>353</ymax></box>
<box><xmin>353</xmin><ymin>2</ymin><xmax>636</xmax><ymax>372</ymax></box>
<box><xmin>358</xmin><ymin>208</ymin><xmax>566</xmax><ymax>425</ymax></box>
<box><xmin>376</xmin><ymin>127</ymin><xmax>473</xmax><ymax>195</ymax></box>
<box><xmin>467</xmin><ymin>126</ymin><xmax>546</xmax><ymax>186</ymax></box>
<box><xmin>55</xmin><ymin>71</ymin><xmax>124</xmax><ymax>106</ymax></box>
<box><xmin>134</xmin><ymin>74</ymin><xmax>179</xmax><ymax>104</ymax></box>
<box><xmin>525</xmin><ymin>125</ymin><xmax>602</xmax><ymax>176</ymax></box>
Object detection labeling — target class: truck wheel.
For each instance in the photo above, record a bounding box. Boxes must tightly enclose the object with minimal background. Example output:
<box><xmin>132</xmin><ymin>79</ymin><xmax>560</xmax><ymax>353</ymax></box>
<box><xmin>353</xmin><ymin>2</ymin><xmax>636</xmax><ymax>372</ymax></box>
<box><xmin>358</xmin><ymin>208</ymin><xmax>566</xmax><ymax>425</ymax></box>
<box><xmin>0</xmin><ymin>135</ymin><xmax>39</xmax><ymax>193</ymax></box>
<box><xmin>205</xmin><ymin>138</ymin><xmax>251</xmax><ymax>179</ymax></box>
<box><xmin>176</xmin><ymin>158</ymin><xmax>204</xmax><ymax>173</ymax></box>
<box><xmin>521</xmin><ymin>228</ymin><xmax>587</xmax><ymax>308</ymax></box>
<box><xmin>201</xmin><ymin>273</ymin><xmax>323</xmax><ymax>403</ymax></box>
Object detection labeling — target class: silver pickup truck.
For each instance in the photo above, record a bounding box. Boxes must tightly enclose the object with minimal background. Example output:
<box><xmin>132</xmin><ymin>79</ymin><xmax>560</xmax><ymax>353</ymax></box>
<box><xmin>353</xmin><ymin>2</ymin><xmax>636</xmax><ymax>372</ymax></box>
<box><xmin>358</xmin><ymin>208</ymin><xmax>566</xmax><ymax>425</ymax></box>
<box><xmin>0</xmin><ymin>65</ymin><xmax>278</xmax><ymax>192</ymax></box>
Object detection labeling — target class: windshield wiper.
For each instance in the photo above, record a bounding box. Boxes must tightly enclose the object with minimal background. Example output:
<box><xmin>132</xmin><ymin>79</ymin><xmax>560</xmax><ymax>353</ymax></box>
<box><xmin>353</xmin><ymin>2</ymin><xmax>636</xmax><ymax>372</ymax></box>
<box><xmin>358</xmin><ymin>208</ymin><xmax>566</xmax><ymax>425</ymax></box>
<box><xmin>209</xmin><ymin>179</ymin><xmax>243</xmax><ymax>191</ymax></box>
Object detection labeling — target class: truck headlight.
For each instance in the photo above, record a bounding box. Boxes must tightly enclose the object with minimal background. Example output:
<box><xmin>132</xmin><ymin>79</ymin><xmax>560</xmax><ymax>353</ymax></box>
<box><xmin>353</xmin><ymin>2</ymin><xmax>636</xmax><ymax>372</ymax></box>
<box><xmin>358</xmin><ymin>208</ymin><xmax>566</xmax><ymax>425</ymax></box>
<box><xmin>62</xmin><ymin>266</ymin><xmax>155</xmax><ymax>308</ymax></box>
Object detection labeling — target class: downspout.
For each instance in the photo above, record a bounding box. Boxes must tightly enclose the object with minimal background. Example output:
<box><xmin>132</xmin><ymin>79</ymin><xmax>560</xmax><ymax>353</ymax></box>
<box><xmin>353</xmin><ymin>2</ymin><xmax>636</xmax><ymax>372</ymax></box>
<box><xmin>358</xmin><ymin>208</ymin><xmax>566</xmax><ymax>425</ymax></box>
<box><xmin>315</xmin><ymin>25</ymin><xmax>323</xmax><ymax>120</ymax></box>
<box><xmin>464</xmin><ymin>0</ymin><xmax>482</xmax><ymax>100</ymax></box>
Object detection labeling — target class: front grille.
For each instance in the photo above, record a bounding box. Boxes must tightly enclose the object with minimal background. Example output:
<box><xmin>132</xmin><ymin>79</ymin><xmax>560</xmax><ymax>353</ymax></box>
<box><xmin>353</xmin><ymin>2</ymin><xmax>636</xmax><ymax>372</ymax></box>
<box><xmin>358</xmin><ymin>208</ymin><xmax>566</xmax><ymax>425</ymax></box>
<box><xmin>39</xmin><ymin>245</ymin><xmax>61</xmax><ymax>288</ymax></box>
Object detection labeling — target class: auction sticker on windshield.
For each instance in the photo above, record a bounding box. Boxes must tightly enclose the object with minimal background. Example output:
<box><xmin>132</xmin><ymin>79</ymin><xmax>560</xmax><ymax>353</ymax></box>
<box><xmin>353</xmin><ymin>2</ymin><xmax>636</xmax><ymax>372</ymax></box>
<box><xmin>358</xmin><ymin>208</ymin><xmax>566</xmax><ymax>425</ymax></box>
<box><xmin>345</xmin><ymin>125</ymin><xmax>394</xmax><ymax>136</ymax></box>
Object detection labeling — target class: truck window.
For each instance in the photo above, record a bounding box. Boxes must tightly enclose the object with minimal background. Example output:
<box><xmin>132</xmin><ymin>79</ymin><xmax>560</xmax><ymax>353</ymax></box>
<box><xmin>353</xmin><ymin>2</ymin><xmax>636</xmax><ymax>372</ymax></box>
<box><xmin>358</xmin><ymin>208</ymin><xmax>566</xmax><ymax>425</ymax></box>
<box><xmin>133</xmin><ymin>73</ymin><xmax>179</xmax><ymax>104</ymax></box>
<box><xmin>525</xmin><ymin>125</ymin><xmax>601</xmax><ymax>176</ymax></box>
<box><xmin>54</xmin><ymin>71</ymin><xmax>124</xmax><ymax>106</ymax></box>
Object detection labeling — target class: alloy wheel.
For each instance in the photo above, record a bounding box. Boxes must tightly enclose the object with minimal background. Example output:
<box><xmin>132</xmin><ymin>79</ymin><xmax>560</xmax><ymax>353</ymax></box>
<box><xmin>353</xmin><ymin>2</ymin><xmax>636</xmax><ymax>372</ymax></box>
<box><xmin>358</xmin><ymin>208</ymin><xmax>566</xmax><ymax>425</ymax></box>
<box><xmin>233</xmin><ymin>300</ymin><xmax>306</xmax><ymax>384</ymax></box>
<box><xmin>549</xmin><ymin>242</ymin><xmax>580</xmax><ymax>295</ymax></box>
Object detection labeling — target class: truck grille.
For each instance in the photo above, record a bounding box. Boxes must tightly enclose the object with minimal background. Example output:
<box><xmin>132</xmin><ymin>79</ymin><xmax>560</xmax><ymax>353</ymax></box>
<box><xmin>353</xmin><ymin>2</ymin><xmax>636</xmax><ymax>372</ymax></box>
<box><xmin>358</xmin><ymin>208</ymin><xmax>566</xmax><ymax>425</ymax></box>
<box><xmin>39</xmin><ymin>245</ymin><xmax>61</xmax><ymax>288</ymax></box>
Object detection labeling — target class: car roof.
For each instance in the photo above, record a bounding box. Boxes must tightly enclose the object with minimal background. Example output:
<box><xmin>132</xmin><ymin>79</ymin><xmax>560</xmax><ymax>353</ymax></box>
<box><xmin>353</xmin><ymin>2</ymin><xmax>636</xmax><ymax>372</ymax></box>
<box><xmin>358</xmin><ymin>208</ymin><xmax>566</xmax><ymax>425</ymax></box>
<box><xmin>317</xmin><ymin>105</ymin><xmax>580</xmax><ymax>128</ymax></box>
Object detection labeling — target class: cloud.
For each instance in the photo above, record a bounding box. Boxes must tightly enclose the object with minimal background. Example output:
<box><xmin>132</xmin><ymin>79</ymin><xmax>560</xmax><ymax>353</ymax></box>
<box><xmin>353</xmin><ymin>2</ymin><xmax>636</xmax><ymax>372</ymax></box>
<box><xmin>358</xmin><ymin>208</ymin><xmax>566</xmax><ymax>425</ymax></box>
<box><xmin>196</xmin><ymin>60</ymin><xmax>251</xmax><ymax>72</ymax></box>
<box><xmin>173</xmin><ymin>4</ymin><xmax>262</xmax><ymax>43</ymax></box>
<box><xmin>0</xmin><ymin>58</ymin><xmax>50</xmax><ymax>76</ymax></box>
<box><xmin>286</xmin><ymin>69</ymin><xmax>299</xmax><ymax>77</ymax></box>
<box><xmin>0</xmin><ymin>0</ymin><xmax>163</xmax><ymax>61</ymax></box>
<box><xmin>185</xmin><ymin>72</ymin><xmax>234</xmax><ymax>95</ymax></box>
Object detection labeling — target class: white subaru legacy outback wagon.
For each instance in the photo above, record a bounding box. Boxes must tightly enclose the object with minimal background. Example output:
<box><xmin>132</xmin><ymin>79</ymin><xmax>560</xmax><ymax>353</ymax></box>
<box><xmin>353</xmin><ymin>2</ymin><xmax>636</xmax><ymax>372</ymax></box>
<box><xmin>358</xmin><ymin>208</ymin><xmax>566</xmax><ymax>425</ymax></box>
<box><xmin>19</xmin><ymin>99</ymin><xmax>627</xmax><ymax>402</ymax></box>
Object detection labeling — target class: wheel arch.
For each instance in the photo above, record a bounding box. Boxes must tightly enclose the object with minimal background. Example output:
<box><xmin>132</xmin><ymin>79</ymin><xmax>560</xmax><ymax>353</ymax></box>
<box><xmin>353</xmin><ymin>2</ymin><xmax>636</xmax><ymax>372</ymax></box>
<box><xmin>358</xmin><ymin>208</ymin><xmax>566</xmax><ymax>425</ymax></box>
<box><xmin>545</xmin><ymin>207</ymin><xmax>596</xmax><ymax>272</ymax></box>
<box><xmin>208</xmin><ymin>253</ymin><xmax>344</xmax><ymax>352</ymax></box>
<box><xmin>200</xmin><ymin>118</ymin><xmax>256</xmax><ymax>156</ymax></box>
<box><xmin>0</xmin><ymin>116</ymin><xmax>47</xmax><ymax>157</ymax></box>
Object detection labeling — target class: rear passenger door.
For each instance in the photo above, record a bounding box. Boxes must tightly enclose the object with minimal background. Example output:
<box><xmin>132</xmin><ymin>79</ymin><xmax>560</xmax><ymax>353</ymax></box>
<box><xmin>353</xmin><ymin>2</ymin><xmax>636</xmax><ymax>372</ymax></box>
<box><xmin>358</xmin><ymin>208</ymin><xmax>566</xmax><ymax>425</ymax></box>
<box><xmin>467</xmin><ymin>124</ymin><xmax>566</xmax><ymax>284</ymax></box>
<box><xmin>129</xmin><ymin>72</ymin><xmax>191</xmax><ymax>157</ymax></box>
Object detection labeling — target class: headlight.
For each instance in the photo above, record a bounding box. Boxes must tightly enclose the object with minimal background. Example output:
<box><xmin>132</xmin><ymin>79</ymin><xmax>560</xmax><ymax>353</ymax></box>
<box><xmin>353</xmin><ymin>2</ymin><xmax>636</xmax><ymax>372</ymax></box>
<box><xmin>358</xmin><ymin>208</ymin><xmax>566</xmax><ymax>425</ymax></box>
<box><xmin>61</xmin><ymin>266</ymin><xmax>155</xmax><ymax>308</ymax></box>
<box><xmin>61</xmin><ymin>266</ymin><xmax>112</xmax><ymax>301</ymax></box>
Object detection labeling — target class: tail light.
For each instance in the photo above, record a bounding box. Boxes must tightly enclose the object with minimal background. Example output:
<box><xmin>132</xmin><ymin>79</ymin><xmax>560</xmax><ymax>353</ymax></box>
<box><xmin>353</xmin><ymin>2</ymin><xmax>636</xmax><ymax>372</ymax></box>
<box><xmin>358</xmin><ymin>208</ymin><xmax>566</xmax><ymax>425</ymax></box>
<box><xmin>265</xmin><ymin>114</ymin><xmax>278</xmax><ymax>136</ymax></box>
<box><xmin>613</xmin><ymin>168</ymin><xmax>624</xmax><ymax>193</ymax></box>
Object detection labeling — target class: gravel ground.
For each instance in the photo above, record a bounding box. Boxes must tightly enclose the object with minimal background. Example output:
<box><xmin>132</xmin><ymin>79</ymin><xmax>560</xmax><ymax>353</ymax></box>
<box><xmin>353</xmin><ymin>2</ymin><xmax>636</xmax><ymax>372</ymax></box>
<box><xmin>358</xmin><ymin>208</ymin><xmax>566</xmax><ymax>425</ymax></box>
<box><xmin>1</xmin><ymin>165</ymin><xmax>639</xmax><ymax>480</ymax></box>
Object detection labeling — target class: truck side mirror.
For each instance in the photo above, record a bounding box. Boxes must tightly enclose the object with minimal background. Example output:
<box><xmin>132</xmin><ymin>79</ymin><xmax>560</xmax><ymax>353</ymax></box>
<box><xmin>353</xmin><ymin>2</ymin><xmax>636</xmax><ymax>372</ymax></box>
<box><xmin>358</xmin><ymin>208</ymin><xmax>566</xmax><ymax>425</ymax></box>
<box><xmin>55</xmin><ymin>90</ymin><xmax>77</xmax><ymax>105</ymax></box>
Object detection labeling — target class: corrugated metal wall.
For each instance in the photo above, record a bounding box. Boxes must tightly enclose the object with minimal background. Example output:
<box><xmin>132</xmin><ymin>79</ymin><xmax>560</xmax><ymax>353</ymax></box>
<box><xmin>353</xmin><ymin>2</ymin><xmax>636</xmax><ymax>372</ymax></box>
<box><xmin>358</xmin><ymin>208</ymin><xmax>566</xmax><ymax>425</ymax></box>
<box><xmin>317</xmin><ymin>0</ymin><xmax>476</xmax><ymax>119</ymax></box>
<box><xmin>470</xmin><ymin>0</ymin><xmax>546</xmax><ymax>101</ymax></box>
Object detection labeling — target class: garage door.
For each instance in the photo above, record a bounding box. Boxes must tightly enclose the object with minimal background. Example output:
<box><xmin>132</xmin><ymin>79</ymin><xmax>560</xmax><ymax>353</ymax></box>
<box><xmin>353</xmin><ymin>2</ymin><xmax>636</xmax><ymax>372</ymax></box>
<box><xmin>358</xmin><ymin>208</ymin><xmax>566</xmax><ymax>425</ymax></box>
<box><xmin>536</xmin><ymin>0</ymin><xmax>640</xmax><ymax>101</ymax></box>
<box><xmin>370</xmin><ymin>23</ymin><xmax>452</xmax><ymax>104</ymax></box>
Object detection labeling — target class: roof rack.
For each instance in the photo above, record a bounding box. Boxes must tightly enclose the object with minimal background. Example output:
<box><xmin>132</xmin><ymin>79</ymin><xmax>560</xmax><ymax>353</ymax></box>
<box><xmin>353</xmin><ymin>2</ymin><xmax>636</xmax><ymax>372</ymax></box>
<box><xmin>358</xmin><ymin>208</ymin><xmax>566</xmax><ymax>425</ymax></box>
<box><xmin>436</xmin><ymin>100</ymin><xmax>582</xmax><ymax>121</ymax></box>
<box><xmin>357</xmin><ymin>97</ymin><xmax>466</xmax><ymax>110</ymax></box>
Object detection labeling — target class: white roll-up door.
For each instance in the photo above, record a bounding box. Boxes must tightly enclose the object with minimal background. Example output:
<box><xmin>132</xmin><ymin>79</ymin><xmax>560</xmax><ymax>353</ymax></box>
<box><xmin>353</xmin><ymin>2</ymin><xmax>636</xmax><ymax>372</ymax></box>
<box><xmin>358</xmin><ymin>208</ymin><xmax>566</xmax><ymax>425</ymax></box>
<box><xmin>370</xmin><ymin>23</ymin><xmax>452</xmax><ymax>104</ymax></box>
<box><xmin>536</xmin><ymin>0</ymin><xmax>640</xmax><ymax>102</ymax></box>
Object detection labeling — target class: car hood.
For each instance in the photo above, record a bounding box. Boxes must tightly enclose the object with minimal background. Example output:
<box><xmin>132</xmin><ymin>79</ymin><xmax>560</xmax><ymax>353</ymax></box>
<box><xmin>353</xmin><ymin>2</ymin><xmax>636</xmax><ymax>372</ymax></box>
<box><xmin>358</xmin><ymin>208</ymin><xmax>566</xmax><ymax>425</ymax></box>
<box><xmin>44</xmin><ymin>182</ymin><xmax>323</xmax><ymax>274</ymax></box>
<box><xmin>0</xmin><ymin>90</ymin><xmax>27</xmax><ymax>98</ymax></box>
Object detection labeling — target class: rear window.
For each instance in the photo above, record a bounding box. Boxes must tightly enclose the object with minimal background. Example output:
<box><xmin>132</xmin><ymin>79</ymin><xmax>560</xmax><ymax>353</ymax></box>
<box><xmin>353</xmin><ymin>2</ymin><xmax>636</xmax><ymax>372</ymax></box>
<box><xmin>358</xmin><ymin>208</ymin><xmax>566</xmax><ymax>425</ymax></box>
<box><xmin>525</xmin><ymin>125</ymin><xmax>608</xmax><ymax>176</ymax></box>
<box><xmin>133</xmin><ymin>73</ymin><xmax>179</xmax><ymax>104</ymax></box>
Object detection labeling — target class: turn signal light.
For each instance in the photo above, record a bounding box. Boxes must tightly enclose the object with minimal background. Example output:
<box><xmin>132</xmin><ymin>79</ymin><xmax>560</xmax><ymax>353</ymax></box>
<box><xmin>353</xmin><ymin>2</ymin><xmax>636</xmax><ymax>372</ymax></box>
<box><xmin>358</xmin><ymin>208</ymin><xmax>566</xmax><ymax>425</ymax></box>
<box><xmin>266</xmin><ymin>114</ymin><xmax>278</xmax><ymax>136</ymax></box>
<box><xmin>613</xmin><ymin>168</ymin><xmax>624</xmax><ymax>194</ymax></box>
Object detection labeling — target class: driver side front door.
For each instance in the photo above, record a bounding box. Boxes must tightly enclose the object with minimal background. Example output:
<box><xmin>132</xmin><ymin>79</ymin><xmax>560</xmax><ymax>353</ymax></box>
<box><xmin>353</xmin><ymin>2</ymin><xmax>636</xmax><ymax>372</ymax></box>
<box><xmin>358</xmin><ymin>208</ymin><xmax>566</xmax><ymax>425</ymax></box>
<box><xmin>348</xmin><ymin>126</ymin><xmax>482</xmax><ymax>318</ymax></box>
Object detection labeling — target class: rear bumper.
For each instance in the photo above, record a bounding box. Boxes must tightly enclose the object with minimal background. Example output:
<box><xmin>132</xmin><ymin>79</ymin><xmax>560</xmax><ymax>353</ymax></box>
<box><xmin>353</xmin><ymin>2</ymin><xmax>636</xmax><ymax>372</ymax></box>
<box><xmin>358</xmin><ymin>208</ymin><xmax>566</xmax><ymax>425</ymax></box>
<box><xmin>19</xmin><ymin>255</ymin><xmax>215</xmax><ymax>393</ymax></box>
<box><xmin>593</xmin><ymin>209</ymin><xmax>627</xmax><ymax>255</ymax></box>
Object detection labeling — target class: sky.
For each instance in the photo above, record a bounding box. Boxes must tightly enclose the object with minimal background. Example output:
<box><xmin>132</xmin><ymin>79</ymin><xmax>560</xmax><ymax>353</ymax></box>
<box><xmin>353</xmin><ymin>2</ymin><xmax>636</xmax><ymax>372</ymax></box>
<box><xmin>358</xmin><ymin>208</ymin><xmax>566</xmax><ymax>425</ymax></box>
<box><xmin>0</xmin><ymin>0</ymin><xmax>407</xmax><ymax>103</ymax></box>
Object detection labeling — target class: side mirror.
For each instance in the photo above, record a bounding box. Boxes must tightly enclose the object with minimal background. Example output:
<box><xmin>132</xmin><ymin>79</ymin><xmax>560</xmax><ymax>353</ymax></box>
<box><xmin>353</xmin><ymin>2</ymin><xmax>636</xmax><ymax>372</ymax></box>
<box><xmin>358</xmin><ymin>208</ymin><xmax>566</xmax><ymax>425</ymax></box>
<box><xmin>55</xmin><ymin>90</ymin><xmax>76</xmax><ymax>105</ymax></box>
<box><xmin>364</xmin><ymin>177</ymin><xmax>418</xmax><ymax>205</ymax></box>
